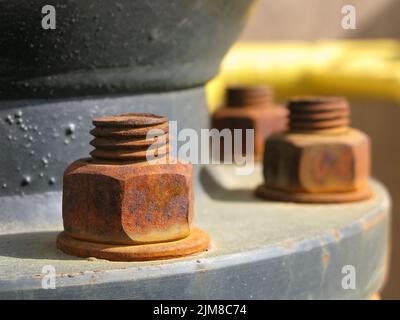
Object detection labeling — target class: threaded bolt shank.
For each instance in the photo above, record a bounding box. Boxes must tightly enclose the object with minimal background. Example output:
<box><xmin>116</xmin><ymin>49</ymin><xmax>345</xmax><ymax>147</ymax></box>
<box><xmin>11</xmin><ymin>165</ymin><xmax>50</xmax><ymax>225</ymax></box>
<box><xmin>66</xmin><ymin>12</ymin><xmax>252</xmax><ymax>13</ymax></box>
<box><xmin>288</xmin><ymin>96</ymin><xmax>350</xmax><ymax>132</ymax></box>
<box><xmin>226</xmin><ymin>86</ymin><xmax>274</xmax><ymax>108</ymax></box>
<box><xmin>90</xmin><ymin>113</ymin><xmax>169</xmax><ymax>162</ymax></box>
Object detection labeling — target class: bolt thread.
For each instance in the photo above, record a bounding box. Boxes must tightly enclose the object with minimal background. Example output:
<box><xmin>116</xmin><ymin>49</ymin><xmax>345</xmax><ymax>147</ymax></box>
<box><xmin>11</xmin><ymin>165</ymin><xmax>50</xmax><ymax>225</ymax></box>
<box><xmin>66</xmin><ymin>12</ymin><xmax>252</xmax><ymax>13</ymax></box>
<box><xmin>288</xmin><ymin>96</ymin><xmax>350</xmax><ymax>132</ymax></box>
<box><xmin>226</xmin><ymin>86</ymin><xmax>274</xmax><ymax>108</ymax></box>
<box><xmin>90</xmin><ymin>113</ymin><xmax>169</xmax><ymax>162</ymax></box>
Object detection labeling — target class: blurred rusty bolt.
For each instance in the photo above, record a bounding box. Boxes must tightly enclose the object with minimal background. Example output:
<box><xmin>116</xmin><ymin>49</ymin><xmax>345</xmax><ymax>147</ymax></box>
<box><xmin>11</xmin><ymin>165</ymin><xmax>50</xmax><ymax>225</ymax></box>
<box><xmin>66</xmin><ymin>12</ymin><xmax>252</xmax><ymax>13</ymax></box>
<box><xmin>211</xmin><ymin>86</ymin><xmax>288</xmax><ymax>162</ymax></box>
<box><xmin>256</xmin><ymin>96</ymin><xmax>373</xmax><ymax>203</ymax></box>
<box><xmin>57</xmin><ymin>113</ymin><xmax>210</xmax><ymax>261</ymax></box>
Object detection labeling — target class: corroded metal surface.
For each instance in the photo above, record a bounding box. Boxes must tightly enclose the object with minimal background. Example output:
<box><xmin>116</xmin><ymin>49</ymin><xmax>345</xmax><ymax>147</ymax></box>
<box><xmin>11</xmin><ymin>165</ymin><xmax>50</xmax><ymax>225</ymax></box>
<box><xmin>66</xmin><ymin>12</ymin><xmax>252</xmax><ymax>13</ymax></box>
<box><xmin>59</xmin><ymin>113</ymin><xmax>209</xmax><ymax>260</ymax></box>
<box><xmin>211</xmin><ymin>86</ymin><xmax>288</xmax><ymax>161</ymax></box>
<box><xmin>256</xmin><ymin>182</ymin><xmax>372</xmax><ymax>203</ymax></box>
<box><xmin>90</xmin><ymin>113</ymin><xmax>169</xmax><ymax>161</ymax></box>
<box><xmin>57</xmin><ymin>227</ymin><xmax>210</xmax><ymax>262</ymax></box>
<box><xmin>288</xmin><ymin>96</ymin><xmax>350</xmax><ymax>131</ymax></box>
<box><xmin>257</xmin><ymin>97</ymin><xmax>372</xmax><ymax>203</ymax></box>
<box><xmin>226</xmin><ymin>86</ymin><xmax>276</xmax><ymax>108</ymax></box>
<box><xmin>62</xmin><ymin>159</ymin><xmax>194</xmax><ymax>245</ymax></box>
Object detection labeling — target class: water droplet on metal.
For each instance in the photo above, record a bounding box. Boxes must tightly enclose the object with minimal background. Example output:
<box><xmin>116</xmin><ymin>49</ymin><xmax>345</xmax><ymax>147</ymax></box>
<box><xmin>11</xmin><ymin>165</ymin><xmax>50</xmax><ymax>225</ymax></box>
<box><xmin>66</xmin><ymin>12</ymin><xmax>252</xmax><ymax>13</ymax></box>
<box><xmin>21</xmin><ymin>176</ymin><xmax>32</xmax><ymax>187</ymax></box>
<box><xmin>65</xmin><ymin>123</ymin><xmax>76</xmax><ymax>135</ymax></box>
<box><xmin>5</xmin><ymin>115</ymin><xmax>14</xmax><ymax>125</ymax></box>
<box><xmin>15</xmin><ymin>110</ymin><xmax>23</xmax><ymax>118</ymax></box>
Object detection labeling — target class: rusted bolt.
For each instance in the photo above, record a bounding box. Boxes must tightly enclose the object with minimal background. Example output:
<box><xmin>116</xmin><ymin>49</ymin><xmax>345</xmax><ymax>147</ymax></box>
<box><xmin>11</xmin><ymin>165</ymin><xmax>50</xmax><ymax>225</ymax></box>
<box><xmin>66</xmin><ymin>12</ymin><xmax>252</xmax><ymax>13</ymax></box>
<box><xmin>211</xmin><ymin>86</ymin><xmax>288</xmax><ymax>162</ymax></box>
<box><xmin>256</xmin><ymin>96</ymin><xmax>372</xmax><ymax>203</ymax></box>
<box><xmin>57</xmin><ymin>113</ymin><xmax>210</xmax><ymax>261</ymax></box>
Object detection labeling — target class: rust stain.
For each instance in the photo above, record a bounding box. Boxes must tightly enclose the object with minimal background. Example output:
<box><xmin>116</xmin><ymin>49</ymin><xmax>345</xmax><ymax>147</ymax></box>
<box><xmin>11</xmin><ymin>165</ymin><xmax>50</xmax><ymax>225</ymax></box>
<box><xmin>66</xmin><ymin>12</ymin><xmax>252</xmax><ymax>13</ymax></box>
<box><xmin>362</xmin><ymin>210</ymin><xmax>386</xmax><ymax>232</ymax></box>
<box><xmin>322</xmin><ymin>253</ymin><xmax>330</xmax><ymax>266</ymax></box>
<box><xmin>332</xmin><ymin>229</ymin><xmax>342</xmax><ymax>241</ymax></box>
<box><xmin>277</xmin><ymin>239</ymin><xmax>295</xmax><ymax>249</ymax></box>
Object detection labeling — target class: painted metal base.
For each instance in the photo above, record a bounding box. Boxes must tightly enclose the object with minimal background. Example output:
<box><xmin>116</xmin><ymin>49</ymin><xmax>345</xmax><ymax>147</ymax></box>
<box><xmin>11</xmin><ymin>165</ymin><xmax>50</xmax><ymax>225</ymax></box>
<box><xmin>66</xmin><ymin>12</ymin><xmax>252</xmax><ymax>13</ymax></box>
<box><xmin>0</xmin><ymin>88</ymin><xmax>208</xmax><ymax>199</ymax></box>
<box><xmin>256</xmin><ymin>184</ymin><xmax>373</xmax><ymax>203</ymax></box>
<box><xmin>56</xmin><ymin>228</ymin><xmax>210</xmax><ymax>262</ymax></box>
<box><xmin>0</xmin><ymin>164</ymin><xmax>390</xmax><ymax>299</ymax></box>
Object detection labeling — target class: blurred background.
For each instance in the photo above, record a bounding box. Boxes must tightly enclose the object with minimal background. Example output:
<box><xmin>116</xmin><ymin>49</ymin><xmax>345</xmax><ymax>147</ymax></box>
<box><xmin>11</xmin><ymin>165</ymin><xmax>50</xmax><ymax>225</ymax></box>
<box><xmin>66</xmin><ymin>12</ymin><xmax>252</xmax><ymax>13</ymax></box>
<box><xmin>240</xmin><ymin>0</ymin><xmax>399</xmax><ymax>40</ymax></box>
<box><xmin>208</xmin><ymin>0</ymin><xmax>399</xmax><ymax>299</ymax></box>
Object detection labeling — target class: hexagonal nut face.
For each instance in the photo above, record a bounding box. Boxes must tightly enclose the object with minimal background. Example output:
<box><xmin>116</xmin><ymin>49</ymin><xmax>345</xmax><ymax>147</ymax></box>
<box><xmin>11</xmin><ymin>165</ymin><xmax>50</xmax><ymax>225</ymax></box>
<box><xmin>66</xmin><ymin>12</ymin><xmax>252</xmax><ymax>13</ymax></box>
<box><xmin>212</xmin><ymin>107</ymin><xmax>287</xmax><ymax>161</ymax></box>
<box><xmin>62</xmin><ymin>159</ymin><xmax>193</xmax><ymax>245</ymax></box>
<box><xmin>264</xmin><ymin>129</ymin><xmax>370</xmax><ymax>193</ymax></box>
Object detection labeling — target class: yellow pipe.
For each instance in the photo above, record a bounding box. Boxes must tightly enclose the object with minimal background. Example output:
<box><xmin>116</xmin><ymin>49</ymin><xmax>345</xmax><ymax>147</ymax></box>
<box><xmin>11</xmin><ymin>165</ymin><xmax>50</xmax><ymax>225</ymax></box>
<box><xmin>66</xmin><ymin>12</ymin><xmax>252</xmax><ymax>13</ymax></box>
<box><xmin>206</xmin><ymin>40</ymin><xmax>400</xmax><ymax>112</ymax></box>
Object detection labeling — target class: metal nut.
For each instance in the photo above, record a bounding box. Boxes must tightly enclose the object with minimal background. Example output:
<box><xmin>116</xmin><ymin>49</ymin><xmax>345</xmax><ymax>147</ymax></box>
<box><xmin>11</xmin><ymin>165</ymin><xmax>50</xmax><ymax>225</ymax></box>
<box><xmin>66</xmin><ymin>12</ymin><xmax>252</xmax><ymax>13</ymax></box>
<box><xmin>63</xmin><ymin>159</ymin><xmax>193</xmax><ymax>245</ymax></box>
<box><xmin>257</xmin><ymin>96</ymin><xmax>372</xmax><ymax>203</ymax></box>
<box><xmin>212</xmin><ymin>86</ymin><xmax>288</xmax><ymax>161</ymax></box>
<box><xmin>263</xmin><ymin>129</ymin><xmax>370</xmax><ymax>193</ymax></box>
<box><xmin>62</xmin><ymin>113</ymin><xmax>193</xmax><ymax>245</ymax></box>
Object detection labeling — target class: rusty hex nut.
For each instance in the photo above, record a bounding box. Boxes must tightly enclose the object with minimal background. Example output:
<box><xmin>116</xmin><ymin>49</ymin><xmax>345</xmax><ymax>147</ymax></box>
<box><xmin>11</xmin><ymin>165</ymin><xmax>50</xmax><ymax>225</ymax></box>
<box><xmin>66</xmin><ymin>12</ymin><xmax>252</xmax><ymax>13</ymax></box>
<box><xmin>63</xmin><ymin>160</ymin><xmax>193</xmax><ymax>244</ymax></box>
<box><xmin>263</xmin><ymin>129</ymin><xmax>370</xmax><ymax>193</ymax></box>
<box><xmin>212</xmin><ymin>86</ymin><xmax>288</xmax><ymax>161</ymax></box>
<box><xmin>257</xmin><ymin>97</ymin><xmax>372</xmax><ymax>203</ymax></box>
<box><xmin>62</xmin><ymin>113</ymin><xmax>193</xmax><ymax>245</ymax></box>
